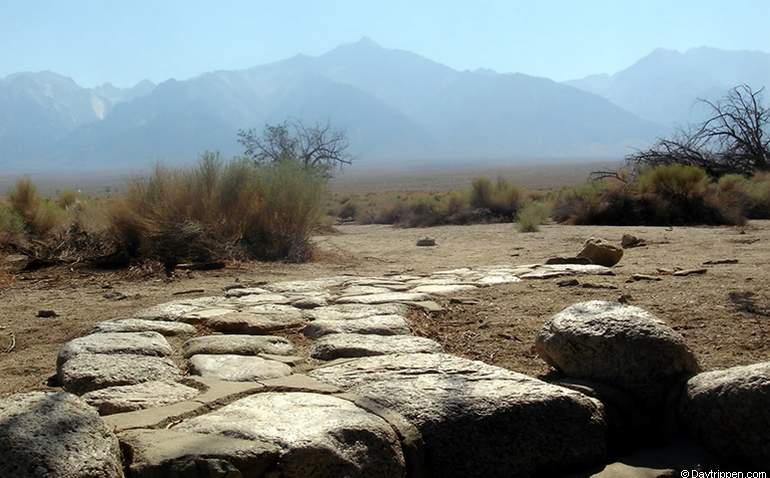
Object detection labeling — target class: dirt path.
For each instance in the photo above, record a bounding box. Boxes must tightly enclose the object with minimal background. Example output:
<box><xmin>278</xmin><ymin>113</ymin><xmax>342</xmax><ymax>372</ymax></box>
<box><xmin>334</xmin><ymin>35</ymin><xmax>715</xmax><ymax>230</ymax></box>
<box><xmin>1</xmin><ymin>221</ymin><xmax>769</xmax><ymax>395</ymax></box>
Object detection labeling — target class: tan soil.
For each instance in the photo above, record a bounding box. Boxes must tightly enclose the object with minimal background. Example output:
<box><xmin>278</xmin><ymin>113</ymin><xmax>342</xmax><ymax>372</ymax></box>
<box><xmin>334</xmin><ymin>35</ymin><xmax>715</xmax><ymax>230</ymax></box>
<box><xmin>1</xmin><ymin>221</ymin><xmax>769</xmax><ymax>396</ymax></box>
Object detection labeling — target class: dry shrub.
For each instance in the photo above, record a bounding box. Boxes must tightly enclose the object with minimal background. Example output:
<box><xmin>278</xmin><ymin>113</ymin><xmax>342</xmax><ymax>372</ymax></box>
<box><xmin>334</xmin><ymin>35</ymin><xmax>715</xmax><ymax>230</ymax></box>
<box><xmin>516</xmin><ymin>201</ymin><xmax>551</xmax><ymax>232</ymax></box>
<box><xmin>470</xmin><ymin>177</ymin><xmax>523</xmax><ymax>218</ymax></box>
<box><xmin>98</xmin><ymin>153</ymin><xmax>324</xmax><ymax>266</ymax></box>
<box><xmin>0</xmin><ymin>205</ymin><xmax>25</xmax><ymax>248</ymax></box>
<box><xmin>555</xmin><ymin>165</ymin><xmax>745</xmax><ymax>226</ymax></box>
<box><xmin>244</xmin><ymin>159</ymin><xmax>324</xmax><ymax>261</ymax></box>
<box><xmin>56</xmin><ymin>189</ymin><xmax>80</xmax><ymax>209</ymax></box>
<box><xmin>7</xmin><ymin>178</ymin><xmax>66</xmax><ymax>236</ymax></box>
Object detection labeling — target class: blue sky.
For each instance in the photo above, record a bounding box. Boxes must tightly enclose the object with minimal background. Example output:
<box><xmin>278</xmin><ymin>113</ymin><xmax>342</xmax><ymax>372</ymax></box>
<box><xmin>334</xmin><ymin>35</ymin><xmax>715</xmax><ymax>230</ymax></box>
<box><xmin>2</xmin><ymin>0</ymin><xmax>769</xmax><ymax>87</ymax></box>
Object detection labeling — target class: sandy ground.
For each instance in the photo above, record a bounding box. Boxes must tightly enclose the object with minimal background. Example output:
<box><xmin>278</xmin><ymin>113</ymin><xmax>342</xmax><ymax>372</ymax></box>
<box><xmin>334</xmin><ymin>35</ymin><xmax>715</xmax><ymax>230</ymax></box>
<box><xmin>1</xmin><ymin>221</ymin><xmax>769</xmax><ymax>396</ymax></box>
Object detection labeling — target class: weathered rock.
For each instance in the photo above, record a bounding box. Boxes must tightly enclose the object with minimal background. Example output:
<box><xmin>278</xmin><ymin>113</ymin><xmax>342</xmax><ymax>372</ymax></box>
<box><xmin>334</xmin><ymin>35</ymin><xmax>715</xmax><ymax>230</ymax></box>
<box><xmin>59</xmin><ymin>353</ymin><xmax>181</xmax><ymax>394</ymax></box>
<box><xmin>182</xmin><ymin>334</ymin><xmax>294</xmax><ymax>357</ymax></box>
<box><xmin>672</xmin><ymin>268</ymin><xmax>707</xmax><ymax>277</ymax></box>
<box><xmin>679</xmin><ymin>362</ymin><xmax>770</xmax><ymax>467</ymax></box>
<box><xmin>57</xmin><ymin>331</ymin><xmax>173</xmax><ymax>369</ymax></box>
<box><xmin>545</xmin><ymin>256</ymin><xmax>593</xmax><ymax>265</ymax></box>
<box><xmin>89</xmin><ymin>318</ymin><xmax>196</xmax><ymax>336</ymax></box>
<box><xmin>133</xmin><ymin>301</ymin><xmax>204</xmax><ymax>320</ymax></box>
<box><xmin>206</xmin><ymin>311</ymin><xmax>305</xmax><ymax>334</ymax></box>
<box><xmin>335</xmin><ymin>292</ymin><xmax>431</xmax><ymax>305</ymax></box>
<box><xmin>188</xmin><ymin>354</ymin><xmax>292</xmax><ymax>381</ymax></box>
<box><xmin>410</xmin><ymin>284</ymin><xmax>477</xmax><ymax>295</ymax></box>
<box><xmin>266</xmin><ymin>277</ymin><xmax>352</xmax><ymax>293</ymax></box>
<box><xmin>0</xmin><ymin>391</ymin><xmax>124</xmax><ymax>478</ymax></box>
<box><xmin>628</xmin><ymin>273</ymin><xmax>662</xmax><ymax>282</ymax></box>
<box><xmin>119</xmin><ymin>428</ymin><xmax>280</xmax><ymax>478</ymax></box>
<box><xmin>81</xmin><ymin>381</ymin><xmax>200</xmax><ymax>415</ymax></box>
<box><xmin>174</xmin><ymin>392</ymin><xmax>406</xmax><ymax>478</ymax></box>
<box><xmin>621</xmin><ymin>234</ymin><xmax>645</xmax><ymax>248</ymax></box>
<box><xmin>309</xmin><ymin>353</ymin><xmax>607</xmax><ymax>477</ymax></box>
<box><xmin>232</xmin><ymin>293</ymin><xmax>292</xmax><ymax>305</ymax></box>
<box><xmin>303</xmin><ymin>314</ymin><xmax>410</xmax><ymax>338</ymax></box>
<box><xmin>476</xmin><ymin>273</ymin><xmax>521</xmax><ymax>285</ymax></box>
<box><xmin>180</xmin><ymin>307</ymin><xmax>236</xmax><ymax>322</ymax></box>
<box><xmin>311</xmin><ymin>333</ymin><xmax>442</xmax><ymax>360</ymax></box>
<box><xmin>290</xmin><ymin>296</ymin><xmax>328</xmax><ymax>309</ymax></box>
<box><xmin>338</xmin><ymin>285</ymin><xmax>395</xmax><ymax>296</ymax></box>
<box><xmin>520</xmin><ymin>270</ymin><xmax>575</xmax><ymax>279</ymax></box>
<box><xmin>416</xmin><ymin>237</ymin><xmax>436</xmax><ymax>246</ymax></box>
<box><xmin>303</xmin><ymin>303</ymin><xmax>408</xmax><ymax>321</ymax></box>
<box><xmin>577</xmin><ymin>237</ymin><xmax>624</xmax><ymax>267</ymax></box>
<box><xmin>223</xmin><ymin>286</ymin><xmax>270</xmax><ymax>297</ymax></box>
<box><xmin>536</xmin><ymin>301</ymin><xmax>700</xmax><ymax>407</ymax></box>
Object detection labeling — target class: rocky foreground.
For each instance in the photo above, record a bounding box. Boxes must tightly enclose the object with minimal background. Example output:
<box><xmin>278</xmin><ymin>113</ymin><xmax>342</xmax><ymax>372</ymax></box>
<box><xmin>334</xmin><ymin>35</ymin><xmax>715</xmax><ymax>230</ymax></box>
<box><xmin>1</xmin><ymin>258</ymin><xmax>768</xmax><ymax>477</ymax></box>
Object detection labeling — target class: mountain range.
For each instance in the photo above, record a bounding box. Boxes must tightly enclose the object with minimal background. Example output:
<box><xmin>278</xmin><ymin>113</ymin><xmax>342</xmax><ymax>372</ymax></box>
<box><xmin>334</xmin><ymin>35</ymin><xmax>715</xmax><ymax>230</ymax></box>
<box><xmin>1</xmin><ymin>39</ymin><xmax>768</xmax><ymax>171</ymax></box>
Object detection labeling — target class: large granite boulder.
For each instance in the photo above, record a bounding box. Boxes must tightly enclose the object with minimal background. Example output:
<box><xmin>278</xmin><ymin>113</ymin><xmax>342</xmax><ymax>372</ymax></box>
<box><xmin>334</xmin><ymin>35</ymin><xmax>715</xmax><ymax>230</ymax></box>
<box><xmin>174</xmin><ymin>392</ymin><xmax>406</xmax><ymax>477</ymax></box>
<box><xmin>0</xmin><ymin>392</ymin><xmax>124</xmax><ymax>477</ymax></box>
<box><xmin>577</xmin><ymin>238</ymin><xmax>623</xmax><ymax>267</ymax></box>
<box><xmin>679</xmin><ymin>362</ymin><xmax>770</xmax><ymax>468</ymax></box>
<box><xmin>309</xmin><ymin>353</ymin><xmax>607</xmax><ymax>477</ymax></box>
<box><xmin>536</xmin><ymin>301</ymin><xmax>700</xmax><ymax>407</ymax></box>
<box><xmin>310</xmin><ymin>333</ymin><xmax>442</xmax><ymax>360</ymax></box>
<box><xmin>59</xmin><ymin>353</ymin><xmax>181</xmax><ymax>395</ymax></box>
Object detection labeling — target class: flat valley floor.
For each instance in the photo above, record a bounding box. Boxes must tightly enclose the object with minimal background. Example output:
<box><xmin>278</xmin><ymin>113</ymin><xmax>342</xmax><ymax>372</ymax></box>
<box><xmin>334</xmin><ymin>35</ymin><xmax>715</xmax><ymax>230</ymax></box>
<box><xmin>1</xmin><ymin>221</ymin><xmax>769</xmax><ymax>395</ymax></box>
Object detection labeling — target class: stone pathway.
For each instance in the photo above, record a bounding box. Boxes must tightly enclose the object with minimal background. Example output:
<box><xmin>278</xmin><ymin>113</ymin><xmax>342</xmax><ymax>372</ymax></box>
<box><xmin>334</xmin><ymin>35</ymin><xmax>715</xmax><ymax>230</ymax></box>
<box><xmin>7</xmin><ymin>263</ymin><xmax>624</xmax><ymax>477</ymax></box>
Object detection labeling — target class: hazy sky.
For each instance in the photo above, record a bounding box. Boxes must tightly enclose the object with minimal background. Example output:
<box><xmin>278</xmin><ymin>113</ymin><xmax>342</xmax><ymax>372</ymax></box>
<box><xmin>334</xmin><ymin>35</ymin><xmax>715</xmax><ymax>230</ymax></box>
<box><xmin>2</xmin><ymin>0</ymin><xmax>769</xmax><ymax>87</ymax></box>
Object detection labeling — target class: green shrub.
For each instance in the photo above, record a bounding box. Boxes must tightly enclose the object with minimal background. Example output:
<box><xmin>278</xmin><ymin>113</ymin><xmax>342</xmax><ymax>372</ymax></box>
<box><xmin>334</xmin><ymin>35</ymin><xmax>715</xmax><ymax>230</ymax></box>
<box><xmin>0</xmin><ymin>204</ymin><xmax>25</xmax><ymax>247</ymax></box>
<box><xmin>245</xmin><ymin>159</ymin><xmax>324</xmax><ymax>261</ymax></box>
<box><xmin>516</xmin><ymin>201</ymin><xmax>551</xmax><ymax>232</ymax></box>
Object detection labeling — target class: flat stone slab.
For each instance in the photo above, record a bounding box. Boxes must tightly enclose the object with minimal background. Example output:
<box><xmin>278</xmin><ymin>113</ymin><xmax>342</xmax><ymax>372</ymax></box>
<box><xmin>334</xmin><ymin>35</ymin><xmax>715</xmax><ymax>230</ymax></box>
<box><xmin>310</xmin><ymin>333</ymin><xmax>442</xmax><ymax>360</ymax></box>
<box><xmin>206</xmin><ymin>311</ymin><xmax>305</xmax><ymax>334</ymax></box>
<box><xmin>60</xmin><ymin>353</ymin><xmax>182</xmax><ymax>394</ymax></box>
<box><xmin>81</xmin><ymin>381</ymin><xmax>200</xmax><ymax>415</ymax></box>
<box><xmin>57</xmin><ymin>331</ymin><xmax>173</xmax><ymax>368</ymax></box>
<box><xmin>223</xmin><ymin>286</ymin><xmax>270</xmax><ymax>297</ymax></box>
<box><xmin>182</xmin><ymin>334</ymin><xmax>294</xmax><ymax>357</ymax></box>
<box><xmin>266</xmin><ymin>277</ymin><xmax>353</xmax><ymax>293</ymax></box>
<box><xmin>180</xmin><ymin>307</ymin><xmax>236</xmax><ymax>322</ymax></box>
<box><xmin>174</xmin><ymin>392</ymin><xmax>406</xmax><ymax>478</ymax></box>
<box><xmin>335</xmin><ymin>292</ymin><xmax>431</xmax><ymax>305</ymax></box>
<box><xmin>476</xmin><ymin>273</ymin><xmax>522</xmax><ymax>285</ymax></box>
<box><xmin>410</xmin><ymin>284</ymin><xmax>478</xmax><ymax>295</ymax></box>
<box><xmin>188</xmin><ymin>354</ymin><xmax>292</xmax><ymax>381</ymax></box>
<box><xmin>119</xmin><ymin>428</ymin><xmax>280</xmax><ymax>477</ymax></box>
<box><xmin>310</xmin><ymin>353</ymin><xmax>607</xmax><ymax>477</ymax></box>
<box><xmin>303</xmin><ymin>315</ymin><xmax>411</xmax><ymax>338</ymax></box>
<box><xmin>0</xmin><ymin>392</ymin><xmax>124</xmax><ymax>478</ymax></box>
<box><xmin>90</xmin><ymin>318</ymin><xmax>196</xmax><ymax>336</ymax></box>
<box><xmin>231</xmin><ymin>293</ymin><xmax>292</xmax><ymax>305</ymax></box>
<box><xmin>304</xmin><ymin>303</ymin><xmax>408</xmax><ymax>321</ymax></box>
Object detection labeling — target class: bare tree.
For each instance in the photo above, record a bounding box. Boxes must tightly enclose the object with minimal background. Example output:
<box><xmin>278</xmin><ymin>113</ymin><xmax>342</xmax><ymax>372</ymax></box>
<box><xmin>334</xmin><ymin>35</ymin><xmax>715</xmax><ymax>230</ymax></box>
<box><xmin>627</xmin><ymin>85</ymin><xmax>769</xmax><ymax>176</ymax></box>
<box><xmin>238</xmin><ymin>120</ymin><xmax>352</xmax><ymax>175</ymax></box>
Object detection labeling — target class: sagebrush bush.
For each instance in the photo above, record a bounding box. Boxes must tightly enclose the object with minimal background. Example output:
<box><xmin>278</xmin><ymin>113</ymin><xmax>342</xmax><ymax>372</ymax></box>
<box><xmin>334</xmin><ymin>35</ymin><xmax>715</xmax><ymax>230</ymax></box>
<box><xmin>245</xmin><ymin>159</ymin><xmax>324</xmax><ymax>261</ymax></box>
<box><xmin>554</xmin><ymin>165</ymin><xmax>747</xmax><ymax>226</ymax></box>
<box><xmin>516</xmin><ymin>201</ymin><xmax>551</xmax><ymax>232</ymax></box>
<box><xmin>0</xmin><ymin>204</ymin><xmax>25</xmax><ymax>248</ymax></box>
